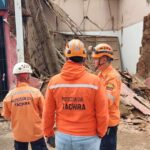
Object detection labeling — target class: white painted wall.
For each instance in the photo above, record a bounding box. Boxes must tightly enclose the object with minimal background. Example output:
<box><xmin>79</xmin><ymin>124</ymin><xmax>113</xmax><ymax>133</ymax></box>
<box><xmin>52</xmin><ymin>0</ymin><xmax>118</xmax><ymax>31</ymax></box>
<box><xmin>51</xmin><ymin>0</ymin><xmax>146</xmax><ymax>74</ymax></box>
<box><xmin>118</xmin><ymin>22</ymin><xmax>143</xmax><ymax>74</ymax></box>
<box><xmin>118</xmin><ymin>0</ymin><xmax>150</xmax><ymax>29</ymax></box>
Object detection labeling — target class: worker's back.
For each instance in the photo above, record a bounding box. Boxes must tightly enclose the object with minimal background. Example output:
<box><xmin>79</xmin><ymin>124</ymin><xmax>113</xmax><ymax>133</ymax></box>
<box><xmin>3</xmin><ymin>82</ymin><xmax>44</xmax><ymax>142</ymax></box>
<box><xmin>43</xmin><ymin>61</ymin><xmax>108</xmax><ymax>137</ymax></box>
<box><xmin>43</xmin><ymin>39</ymin><xmax>108</xmax><ymax>150</ymax></box>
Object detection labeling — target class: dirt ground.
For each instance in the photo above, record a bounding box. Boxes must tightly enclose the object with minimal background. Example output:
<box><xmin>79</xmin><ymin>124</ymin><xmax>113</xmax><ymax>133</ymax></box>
<box><xmin>0</xmin><ymin>120</ymin><xmax>150</xmax><ymax>150</ymax></box>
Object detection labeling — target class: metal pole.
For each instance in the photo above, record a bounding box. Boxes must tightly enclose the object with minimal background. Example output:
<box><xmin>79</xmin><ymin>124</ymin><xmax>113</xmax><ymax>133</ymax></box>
<box><xmin>14</xmin><ymin>0</ymin><xmax>24</xmax><ymax>62</ymax></box>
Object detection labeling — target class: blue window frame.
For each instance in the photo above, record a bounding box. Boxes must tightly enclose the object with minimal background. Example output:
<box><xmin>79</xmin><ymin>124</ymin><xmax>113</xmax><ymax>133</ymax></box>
<box><xmin>0</xmin><ymin>0</ymin><xmax>7</xmax><ymax>10</ymax></box>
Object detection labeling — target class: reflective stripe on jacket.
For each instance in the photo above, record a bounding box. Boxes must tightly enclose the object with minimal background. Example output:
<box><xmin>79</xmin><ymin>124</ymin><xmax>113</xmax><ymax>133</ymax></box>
<box><xmin>98</xmin><ymin>65</ymin><xmax>121</xmax><ymax>127</ymax></box>
<box><xmin>43</xmin><ymin>61</ymin><xmax>109</xmax><ymax>138</ymax></box>
<box><xmin>2</xmin><ymin>82</ymin><xmax>44</xmax><ymax>142</ymax></box>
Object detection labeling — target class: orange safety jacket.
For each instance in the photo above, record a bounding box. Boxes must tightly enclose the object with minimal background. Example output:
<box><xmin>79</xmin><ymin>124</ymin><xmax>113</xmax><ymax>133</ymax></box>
<box><xmin>98</xmin><ymin>65</ymin><xmax>121</xmax><ymax>127</ymax></box>
<box><xmin>2</xmin><ymin>82</ymin><xmax>44</xmax><ymax>142</ymax></box>
<box><xmin>42</xmin><ymin>61</ymin><xmax>109</xmax><ymax>138</ymax></box>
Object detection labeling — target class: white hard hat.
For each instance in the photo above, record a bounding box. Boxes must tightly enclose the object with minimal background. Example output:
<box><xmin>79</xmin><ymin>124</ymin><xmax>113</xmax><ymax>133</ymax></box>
<box><xmin>13</xmin><ymin>62</ymin><xmax>33</xmax><ymax>74</ymax></box>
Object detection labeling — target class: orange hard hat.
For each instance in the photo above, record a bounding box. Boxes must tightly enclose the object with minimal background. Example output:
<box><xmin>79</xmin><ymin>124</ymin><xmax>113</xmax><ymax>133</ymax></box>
<box><xmin>92</xmin><ymin>43</ymin><xmax>113</xmax><ymax>59</ymax></box>
<box><xmin>64</xmin><ymin>39</ymin><xmax>86</xmax><ymax>58</ymax></box>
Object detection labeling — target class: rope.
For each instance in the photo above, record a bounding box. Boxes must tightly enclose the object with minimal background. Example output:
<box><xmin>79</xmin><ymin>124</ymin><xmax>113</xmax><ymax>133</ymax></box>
<box><xmin>108</xmin><ymin>0</ymin><xmax>114</xmax><ymax>31</ymax></box>
<box><xmin>85</xmin><ymin>0</ymin><xmax>91</xmax><ymax>17</ymax></box>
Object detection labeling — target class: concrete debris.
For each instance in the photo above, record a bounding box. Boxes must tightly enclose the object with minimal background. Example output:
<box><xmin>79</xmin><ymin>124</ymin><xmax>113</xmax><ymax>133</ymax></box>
<box><xmin>120</xmin><ymin>101</ymin><xmax>133</xmax><ymax>119</ymax></box>
<box><xmin>120</xmin><ymin>71</ymin><xmax>150</xmax><ymax>129</ymax></box>
<box><xmin>120</xmin><ymin>71</ymin><xmax>150</xmax><ymax>100</ymax></box>
<box><xmin>131</xmin><ymin>119</ymin><xmax>144</xmax><ymax>125</ymax></box>
<box><xmin>121</xmin><ymin>83</ymin><xmax>150</xmax><ymax>116</ymax></box>
<box><xmin>119</xmin><ymin>71</ymin><xmax>132</xmax><ymax>87</ymax></box>
<box><xmin>144</xmin><ymin>77</ymin><xmax>150</xmax><ymax>88</ymax></box>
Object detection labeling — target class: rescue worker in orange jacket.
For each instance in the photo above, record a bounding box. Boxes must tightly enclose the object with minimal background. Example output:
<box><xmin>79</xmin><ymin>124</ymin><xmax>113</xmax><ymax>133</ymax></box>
<box><xmin>2</xmin><ymin>62</ymin><xmax>48</xmax><ymax>150</ymax></box>
<box><xmin>42</xmin><ymin>39</ymin><xmax>109</xmax><ymax>150</ymax></box>
<box><xmin>92</xmin><ymin>43</ymin><xmax>121</xmax><ymax>150</ymax></box>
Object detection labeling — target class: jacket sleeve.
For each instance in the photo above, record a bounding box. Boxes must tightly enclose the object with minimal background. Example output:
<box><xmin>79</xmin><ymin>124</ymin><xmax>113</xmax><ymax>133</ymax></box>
<box><xmin>42</xmin><ymin>81</ymin><xmax>56</xmax><ymax>137</ymax></box>
<box><xmin>95</xmin><ymin>80</ymin><xmax>109</xmax><ymax>137</ymax></box>
<box><xmin>38</xmin><ymin>92</ymin><xmax>44</xmax><ymax>118</ymax></box>
<box><xmin>105</xmin><ymin>77</ymin><xmax>121</xmax><ymax>108</ymax></box>
<box><xmin>2</xmin><ymin>97</ymin><xmax>11</xmax><ymax>120</ymax></box>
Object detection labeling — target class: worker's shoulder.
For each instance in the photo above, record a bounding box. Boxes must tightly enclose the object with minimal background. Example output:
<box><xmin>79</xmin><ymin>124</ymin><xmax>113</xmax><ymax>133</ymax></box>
<box><xmin>86</xmin><ymin>71</ymin><xmax>99</xmax><ymax>78</ymax></box>
<box><xmin>48</xmin><ymin>73</ymin><xmax>62</xmax><ymax>83</ymax></box>
<box><xmin>4</xmin><ymin>86</ymin><xmax>42</xmax><ymax>101</ymax></box>
<box><xmin>51</xmin><ymin>73</ymin><xmax>61</xmax><ymax>80</ymax></box>
<box><xmin>27</xmin><ymin>85</ymin><xmax>41</xmax><ymax>93</ymax></box>
<box><xmin>4</xmin><ymin>88</ymin><xmax>16</xmax><ymax>99</ymax></box>
<box><xmin>107</xmin><ymin>67</ymin><xmax>120</xmax><ymax>79</ymax></box>
<box><xmin>3</xmin><ymin>88</ymin><xmax>19</xmax><ymax>100</ymax></box>
<box><xmin>85</xmin><ymin>71</ymin><xmax>101</xmax><ymax>82</ymax></box>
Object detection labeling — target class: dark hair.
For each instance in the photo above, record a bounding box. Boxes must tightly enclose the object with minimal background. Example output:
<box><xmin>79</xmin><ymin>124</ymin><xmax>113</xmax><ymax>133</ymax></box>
<box><xmin>107</xmin><ymin>56</ymin><xmax>113</xmax><ymax>62</ymax></box>
<box><xmin>69</xmin><ymin>56</ymin><xmax>85</xmax><ymax>63</ymax></box>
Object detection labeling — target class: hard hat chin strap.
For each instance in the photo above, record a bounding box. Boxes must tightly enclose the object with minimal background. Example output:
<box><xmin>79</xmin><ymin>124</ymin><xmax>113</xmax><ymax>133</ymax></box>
<box><xmin>94</xmin><ymin>58</ymin><xmax>105</xmax><ymax>71</ymax></box>
<box><xmin>95</xmin><ymin>57</ymin><xmax>110</xmax><ymax>71</ymax></box>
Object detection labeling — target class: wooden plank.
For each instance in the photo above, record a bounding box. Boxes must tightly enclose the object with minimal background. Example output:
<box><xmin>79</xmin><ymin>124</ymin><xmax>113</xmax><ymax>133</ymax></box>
<box><xmin>121</xmin><ymin>83</ymin><xmax>150</xmax><ymax>115</ymax></box>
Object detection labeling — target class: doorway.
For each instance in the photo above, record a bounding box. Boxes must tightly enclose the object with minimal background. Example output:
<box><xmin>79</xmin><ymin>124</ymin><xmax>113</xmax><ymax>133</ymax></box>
<box><xmin>0</xmin><ymin>16</ymin><xmax>8</xmax><ymax>101</ymax></box>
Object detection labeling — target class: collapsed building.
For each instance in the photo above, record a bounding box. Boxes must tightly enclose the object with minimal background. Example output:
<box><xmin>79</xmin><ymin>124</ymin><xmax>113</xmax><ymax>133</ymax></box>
<box><xmin>0</xmin><ymin>0</ymin><xmax>123</xmax><ymax>100</ymax></box>
<box><xmin>0</xmin><ymin>0</ymin><xmax>150</xmax><ymax>128</ymax></box>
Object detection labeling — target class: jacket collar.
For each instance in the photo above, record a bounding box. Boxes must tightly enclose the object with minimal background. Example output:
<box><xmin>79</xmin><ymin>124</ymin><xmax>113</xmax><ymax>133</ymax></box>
<box><xmin>16</xmin><ymin>82</ymin><xmax>29</xmax><ymax>87</ymax></box>
<box><xmin>60</xmin><ymin>61</ymin><xmax>86</xmax><ymax>81</ymax></box>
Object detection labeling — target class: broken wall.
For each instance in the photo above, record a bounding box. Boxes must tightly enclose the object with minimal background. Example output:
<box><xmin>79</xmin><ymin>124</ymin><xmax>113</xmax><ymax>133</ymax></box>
<box><xmin>23</xmin><ymin>0</ymin><xmax>61</xmax><ymax>77</ymax></box>
<box><xmin>7</xmin><ymin>0</ymin><xmax>122</xmax><ymax>79</ymax></box>
<box><xmin>137</xmin><ymin>14</ymin><xmax>150</xmax><ymax>78</ymax></box>
<box><xmin>7</xmin><ymin>0</ymin><xmax>83</xmax><ymax>79</ymax></box>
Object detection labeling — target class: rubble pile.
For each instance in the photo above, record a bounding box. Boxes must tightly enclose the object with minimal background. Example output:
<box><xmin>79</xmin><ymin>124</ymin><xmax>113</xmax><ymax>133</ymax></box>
<box><xmin>120</xmin><ymin>72</ymin><xmax>150</xmax><ymax>131</ymax></box>
<box><xmin>2</xmin><ymin>0</ymin><xmax>149</xmax><ymax>133</ymax></box>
